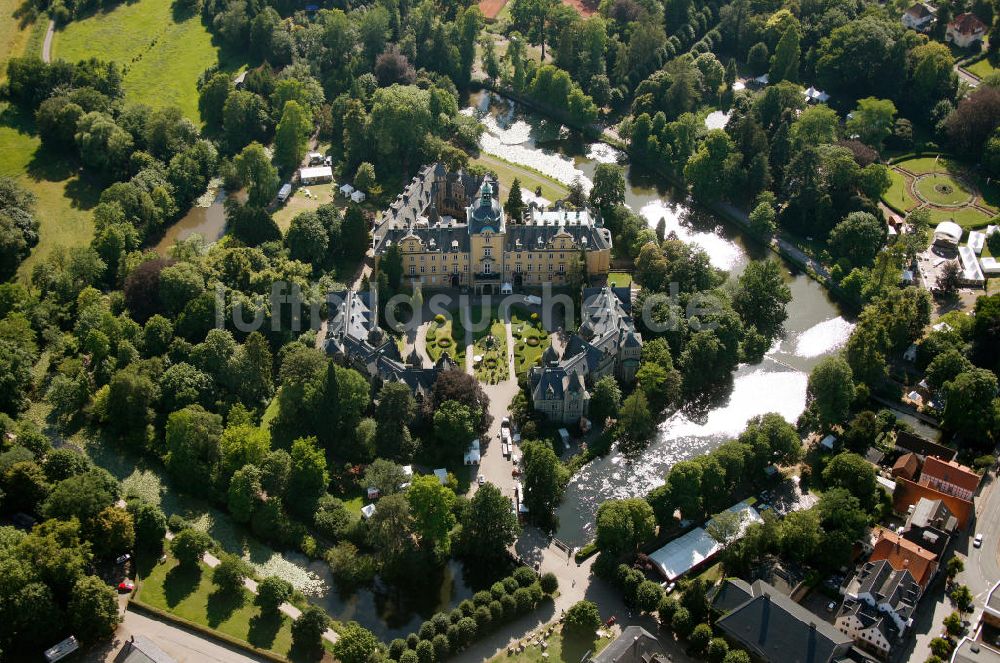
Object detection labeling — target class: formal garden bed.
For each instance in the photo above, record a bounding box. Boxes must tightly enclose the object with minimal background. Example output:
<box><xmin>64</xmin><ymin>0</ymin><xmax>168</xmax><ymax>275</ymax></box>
<box><xmin>883</xmin><ymin>156</ymin><xmax>998</xmax><ymax>229</ymax></box>
<box><xmin>473</xmin><ymin>320</ymin><xmax>509</xmax><ymax>384</ymax></box>
<box><xmin>425</xmin><ymin>315</ymin><xmax>466</xmax><ymax>365</ymax></box>
<box><xmin>512</xmin><ymin>309</ymin><xmax>551</xmax><ymax>378</ymax></box>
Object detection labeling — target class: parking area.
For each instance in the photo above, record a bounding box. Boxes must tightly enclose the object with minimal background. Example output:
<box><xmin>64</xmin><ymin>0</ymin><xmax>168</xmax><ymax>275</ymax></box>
<box><xmin>799</xmin><ymin>587</ymin><xmax>842</xmax><ymax>626</ymax></box>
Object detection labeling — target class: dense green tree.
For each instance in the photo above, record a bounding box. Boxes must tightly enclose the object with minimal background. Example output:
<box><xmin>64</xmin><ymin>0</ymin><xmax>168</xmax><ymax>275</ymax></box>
<box><xmin>733</xmin><ymin>260</ymin><xmax>791</xmax><ymax>340</ymax></box>
<box><xmin>213</xmin><ymin>553</ymin><xmax>252</xmax><ymax>594</ymax></box>
<box><xmin>68</xmin><ymin>575</ymin><xmax>121</xmax><ymax>642</ymax></box>
<box><xmin>589</xmin><ymin>375</ymin><xmax>622</xmax><ymax>427</ymax></box>
<box><xmin>458</xmin><ymin>482</ymin><xmax>520</xmax><ymax>561</ymax></box>
<box><xmin>942</xmin><ymin>369</ymin><xmax>999</xmax><ymax>444</ymax></box>
<box><xmin>846</xmin><ymin>98</ymin><xmax>898</xmax><ymax>150</ymax></box>
<box><xmin>274</xmin><ymin>101</ymin><xmax>312</xmax><ymax>173</ymax></box>
<box><xmin>171</xmin><ymin>528</ymin><xmax>212</xmax><ymax>567</ymax></box>
<box><xmin>521</xmin><ymin>440</ymin><xmax>568</xmax><ymax>528</ymax></box>
<box><xmin>769</xmin><ymin>25</ymin><xmax>800</xmax><ymax>83</ymax></box>
<box><xmin>589</xmin><ymin>164</ymin><xmax>626</xmax><ymax>211</ymax></box>
<box><xmin>293</xmin><ymin>606</ymin><xmax>332</xmax><ymax>661</ymax></box>
<box><xmin>228</xmin><ymin>464</ymin><xmax>263</xmax><ymax>523</ymax></box>
<box><xmin>806</xmin><ymin>356</ymin><xmax>855</xmax><ymax>429</ymax></box>
<box><xmin>234</xmin><ymin>142</ymin><xmax>280</xmax><ymax>207</ymax></box>
<box><xmin>595</xmin><ymin>498</ymin><xmax>656</xmax><ymax>555</ymax></box>
<box><xmin>564</xmin><ymin>600</ymin><xmax>600</xmax><ymax>635</ymax></box>
<box><xmin>286</xmin><ymin>437</ymin><xmax>329</xmax><ymax>518</ymax></box>
<box><xmin>256</xmin><ymin>576</ymin><xmax>294</xmax><ymax>614</ymax></box>
<box><xmin>375</xmin><ymin>382</ymin><xmax>416</xmax><ymax>459</ymax></box>
<box><xmin>407</xmin><ymin>474</ymin><xmax>457</xmax><ymax>553</ymax></box>
<box><xmin>165</xmin><ymin>405</ymin><xmax>224</xmax><ymax>497</ymax></box>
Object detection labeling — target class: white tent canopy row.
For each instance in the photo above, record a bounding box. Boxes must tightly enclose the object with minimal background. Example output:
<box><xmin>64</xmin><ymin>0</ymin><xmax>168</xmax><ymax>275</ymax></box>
<box><xmin>958</xmin><ymin>245</ymin><xmax>985</xmax><ymax>285</ymax></box>
<box><xmin>648</xmin><ymin>500</ymin><xmax>763</xmax><ymax>581</ymax></box>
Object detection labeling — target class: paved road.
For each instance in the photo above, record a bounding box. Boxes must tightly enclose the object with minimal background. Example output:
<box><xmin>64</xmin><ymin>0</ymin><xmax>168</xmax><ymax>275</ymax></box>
<box><xmin>81</xmin><ymin>607</ymin><xmax>273</xmax><ymax>663</ymax></box>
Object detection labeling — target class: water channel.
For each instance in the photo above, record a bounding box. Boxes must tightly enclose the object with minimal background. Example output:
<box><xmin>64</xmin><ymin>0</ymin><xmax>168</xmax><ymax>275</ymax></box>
<box><xmin>465</xmin><ymin>91</ymin><xmax>855</xmax><ymax>546</ymax></box>
<box><xmin>130</xmin><ymin>91</ymin><xmax>856</xmax><ymax>639</ymax></box>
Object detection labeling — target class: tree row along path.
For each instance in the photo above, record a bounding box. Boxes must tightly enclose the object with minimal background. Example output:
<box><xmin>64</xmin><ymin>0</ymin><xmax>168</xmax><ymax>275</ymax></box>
<box><xmin>162</xmin><ymin>531</ymin><xmax>339</xmax><ymax>644</ymax></box>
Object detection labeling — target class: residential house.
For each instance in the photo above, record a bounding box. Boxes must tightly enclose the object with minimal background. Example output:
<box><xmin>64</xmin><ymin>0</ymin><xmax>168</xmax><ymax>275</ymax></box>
<box><xmin>946</xmin><ymin>13</ymin><xmax>988</xmax><ymax>48</ymax></box>
<box><xmin>868</xmin><ymin>528</ymin><xmax>939</xmax><ymax>590</ymax></box>
<box><xmin>901</xmin><ymin>497</ymin><xmax>954</xmax><ymax>559</ymax></box>
<box><xmin>902</xmin><ymin>3</ymin><xmax>936</xmax><ymax>31</ymax></box>
<box><xmin>373</xmin><ymin>164</ymin><xmax>612</xmax><ymax>293</ymax></box>
<box><xmin>836</xmin><ymin>560</ymin><xmax>922</xmax><ymax>658</ymax></box>
<box><xmin>528</xmin><ymin>286</ymin><xmax>642</xmax><ymax>423</ymax></box>
<box><xmin>714</xmin><ymin>579</ymin><xmax>853</xmax><ymax>663</ymax></box>
<box><xmin>893</xmin><ymin>478</ymin><xmax>974</xmax><ymax>530</ymax></box>
<box><xmin>918</xmin><ymin>457</ymin><xmax>981</xmax><ymax>501</ymax></box>
<box><xmin>891</xmin><ymin>452</ymin><xmax>921</xmax><ymax>481</ymax></box>
<box><xmin>592</xmin><ymin>626</ymin><xmax>668</xmax><ymax>663</ymax></box>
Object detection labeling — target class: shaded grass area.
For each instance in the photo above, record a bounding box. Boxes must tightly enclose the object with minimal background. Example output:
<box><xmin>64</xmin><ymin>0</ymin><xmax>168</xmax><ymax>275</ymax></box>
<box><xmin>53</xmin><ymin>0</ymin><xmax>233</xmax><ymax>122</ymax></box>
<box><xmin>0</xmin><ymin>102</ymin><xmax>99</xmax><ymax>278</ymax></box>
<box><xmin>470</xmin><ymin>153</ymin><xmax>569</xmax><ymax>203</ymax></box>
<box><xmin>136</xmin><ymin>556</ymin><xmax>295</xmax><ymax>657</ymax></box>
<box><xmin>0</xmin><ymin>0</ymin><xmax>38</xmax><ymax>82</ymax></box>
<box><xmin>885</xmin><ymin>169</ymin><xmax>918</xmax><ymax>212</ymax></box>
<box><xmin>491</xmin><ymin>623</ymin><xmax>616</xmax><ymax>663</ymax></box>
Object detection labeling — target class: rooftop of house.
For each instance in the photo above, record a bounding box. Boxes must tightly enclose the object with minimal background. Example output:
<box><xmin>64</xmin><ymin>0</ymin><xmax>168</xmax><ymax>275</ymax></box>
<box><xmin>592</xmin><ymin>626</ymin><xmax>668</xmax><ymax>663</ymax></box>
<box><xmin>715</xmin><ymin>579</ymin><xmax>852</xmax><ymax>663</ymax></box>
<box><xmin>921</xmin><ymin>456</ymin><xmax>981</xmax><ymax>493</ymax></box>
<box><xmin>892</xmin><ymin>452</ymin><xmax>921</xmax><ymax>479</ymax></box>
<box><xmin>844</xmin><ymin>559</ymin><xmax>921</xmax><ymax>614</ymax></box>
<box><xmin>907</xmin><ymin>496</ymin><xmax>957</xmax><ymax>533</ymax></box>
<box><xmin>894</xmin><ymin>477</ymin><xmax>974</xmax><ymax>530</ymax></box>
<box><xmin>838</xmin><ymin>597</ymin><xmax>903</xmax><ymax>644</ymax></box>
<box><xmin>894</xmin><ymin>431</ymin><xmax>956</xmax><ymax>461</ymax></box>
<box><xmin>869</xmin><ymin>527</ymin><xmax>938</xmax><ymax>588</ymax></box>
<box><xmin>952</xmin><ymin>637</ymin><xmax>1000</xmax><ymax>663</ymax></box>
<box><xmin>905</xmin><ymin>2</ymin><xmax>935</xmax><ymax>18</ymax></box>
<box><xmin>949</xmin><ymin>12</ymin><xmax>988</xmax><ymax>34</ymax></box>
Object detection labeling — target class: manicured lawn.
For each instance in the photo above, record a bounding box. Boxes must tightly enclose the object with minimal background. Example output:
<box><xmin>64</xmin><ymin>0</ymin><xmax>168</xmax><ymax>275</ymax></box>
<box><xmin>884</xmin><ymin>169</ymin><xmax>918</xmax><ymax>212</ymax></box>
<box><xmin>136</xmin><ymin>556</ymin><xmax>295</xmax><ymax>658</ymax></box>
<box><xmin>53</xmin><ymin>0</ymin><xmax>231</xmax><ymax>122</ymax></box>
<box><xmin>470</xmin><ymin>153</ymin><xmax>568</xmax><ymax>203</ymax></box>
<box><xmin>966</xmin><ymin>55</ymin><xmax>999</xmax><ymax>79</ymax></box>
<box><xmin>273</xmin><ymin>183</ymin><xmax>337</xmax><ymax>233</ymax></box>
<box><xmin>898</xmin><ymin>156</ymin><xmax>955</xmax><ymax>175</ymax></box>
<box><xmin>927</xmin><ymin>206</ymin><xmax>994</xmax><ymax>229</ymax></box>
<box><xmin>607</xmin><ymin>271</ymin><xmax>633</xmax><ymax>288</ymax></box>
<box><xmin>0</xmin><ymin>102</ymin><xmax>99</xmax><ymax>278</ymax></box>
<box><xmin>491</xmin><ymin>623</ymin><xmax>617</xmax><ymax>663</ymax></box>
<box><xmin>914</xmin><ymin>173</ymin><xmax>974</xmax><ymax>206</ymax></box>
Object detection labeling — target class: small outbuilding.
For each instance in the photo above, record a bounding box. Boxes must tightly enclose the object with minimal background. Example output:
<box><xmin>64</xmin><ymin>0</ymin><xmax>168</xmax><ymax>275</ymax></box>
<box><xmin>361</xmin><ymin>503</ymin><xmax>376</xmax><ymax>519</ymax></box>
<box><xmin>803</xmin><ymin>86</ymin><xmax>830</xmax><ymax>104</ymax></box>
<box><xmin>434</xmin><ymin>468</ymin><xmax>448</xmax><ymax>485</ymax></box>
<box><xmin>820</xmin><ymin>434</ymin><xmax>837</xmax><ymax>450</ymax></box>
<box><xmin>366</xmin><ymin>487</ymin><xmax>380</xmax><ymax>500</ymax></box>
<box><xmin>968</xmin><ymin>230</ymin><xmax>986</xmax><ymax>254</ymax></box>
<box><xmin>464</xmin><ymin>439</ymin><xmax>481</xmax><ymax>465</ymax></box>
<box><xmin>340</xmin><ymin>183</ymin><xmax>355</xmax><ymax>197</ymax></box>
<box><xmin>299</xmin><ymin>166</ymin><xmax>333</xmax><ymax>184</ymax></box>
<box><xmin>351</xmin><ymin>190</ymin><xmax>366</xmax><ymax>203</ymax></box>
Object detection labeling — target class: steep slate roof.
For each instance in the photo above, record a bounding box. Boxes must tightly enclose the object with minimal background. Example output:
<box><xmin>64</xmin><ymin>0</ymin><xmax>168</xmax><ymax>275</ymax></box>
<box><xmin>920</xmin><ymin>457</ymin><xmax>981</xmax><ymax>494</ymax></box>
<box><xmin>907</xmin><ymin>497</ymin><xmax>957</xmax><ymax>533</ymax></box>
<box><xmin>893</xmin><ymin>478</ymin><xmax>974</xmax><ymax>529</ymax></box>
<box><xmin>894</xmin><ymin>432</ymin><xmax>956</xmax><ymax>461</ymax></box>
<box><xmin>592</xmin><ymin>626</ymin><xmax>667</xmax><ymax>663</ymax></box>
<box><xmin>710</xmin><ymin>578</ymin><xmax>755</xmax><ymax>614</ymax></box>
<box><xmin>715</xmin><ymin>580</ymin><xmax>852</xmax><ymax>663</ymax></box>
<box><xmin>846</xmin><ymin>560</ymin><xmax>921</xmax><ymax>617</ymax></box>
<box><xmin>868</xmin><ymin>528</ymin><xmax>938</xmax><ymax>589</ymax></box>
<box><xmin>838</xmin><ymin>598</ymin><xmax>902</xmax><ymax>645</ymax></box>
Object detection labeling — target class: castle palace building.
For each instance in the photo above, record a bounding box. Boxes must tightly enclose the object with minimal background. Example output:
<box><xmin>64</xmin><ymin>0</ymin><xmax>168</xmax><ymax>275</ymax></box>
<box><xmin>372</xmin><ymin>164</ymin><xmax>612</xmax><ymax>294</ymax></box>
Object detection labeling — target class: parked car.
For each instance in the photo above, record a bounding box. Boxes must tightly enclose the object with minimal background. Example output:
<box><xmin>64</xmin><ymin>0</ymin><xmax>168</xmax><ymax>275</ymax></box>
<box><xmin>477</xmin><ymin>474</ymin><xmax>485</xmax><ymax>486</ymax></box>
<box><xmin>974</xmin><ymin>533</ymin><xmax>983</xmax><ymax>548</ymax></box>
<box><xmin>117</xmin><ymin>580</ymin><xmax>135</xmax><ymax>592</ymax></box>
<box><xmin>827</xmin><ymin>601</ymin><xmax>837</xmax><ymax>613</ymax></box>
<box><xmin>115</xmin><ymin>553</ymin><xmax>131</xmax><ymax>565</ymax></box>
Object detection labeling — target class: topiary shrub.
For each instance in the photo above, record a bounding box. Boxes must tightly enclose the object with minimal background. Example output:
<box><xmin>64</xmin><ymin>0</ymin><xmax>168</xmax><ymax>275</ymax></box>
<box><xmin>419</xmin><ymin>620</ymin><xmax>435</xmax><ymax>640</ymax></box>
<box><xmin>473</xmin><ymin>590</ymin><xmax>492</xmax><ymax>607</ymax></box>
<box><xmin>503</xmin><ymin>577</ymin><xmax>519</xmax><ymax>593</ymax></box>
<box><xmin>513</xmin><ymin>566</ymin><xmax>536</xmax><ymax>587</ymax></box>
<box><xmin>389</xmin><ymin>638</ymin><xmax>407</xmax><ymax>659</ymax></box>
<box><xmin>540</xmin><ymin>572</ymin><xmax>558</xmax><ymax>594</ymax></box>
<box><xmin>490</xmin><ymin>581</ymin><xmax>506</xmax><ymax>599</ymax></box>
